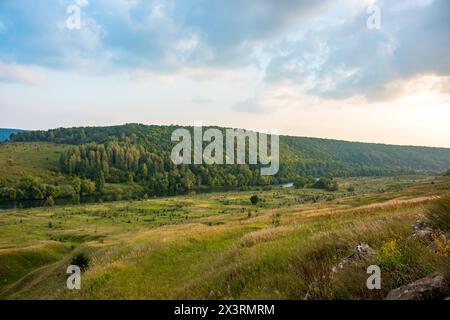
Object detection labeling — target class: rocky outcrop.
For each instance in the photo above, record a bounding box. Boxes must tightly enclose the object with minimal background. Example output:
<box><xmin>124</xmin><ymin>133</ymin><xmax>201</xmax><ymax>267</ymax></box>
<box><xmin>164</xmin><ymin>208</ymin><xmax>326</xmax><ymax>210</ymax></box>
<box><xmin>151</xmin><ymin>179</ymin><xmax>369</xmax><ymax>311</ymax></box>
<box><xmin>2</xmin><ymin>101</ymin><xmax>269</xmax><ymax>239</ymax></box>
<box><xmin>412</xmin><ymin>220</ymin><xmax>435</xmax><ymax>242</ymax></box>
<box><xmin>332</xmin><ymin>242</ymin><xmax>376</xmax><ymax>273</ymax></box>
<box><xmin>385</xmin><ymin>274</ymin><xmax>448</xmax><ymax>300</ymax></box>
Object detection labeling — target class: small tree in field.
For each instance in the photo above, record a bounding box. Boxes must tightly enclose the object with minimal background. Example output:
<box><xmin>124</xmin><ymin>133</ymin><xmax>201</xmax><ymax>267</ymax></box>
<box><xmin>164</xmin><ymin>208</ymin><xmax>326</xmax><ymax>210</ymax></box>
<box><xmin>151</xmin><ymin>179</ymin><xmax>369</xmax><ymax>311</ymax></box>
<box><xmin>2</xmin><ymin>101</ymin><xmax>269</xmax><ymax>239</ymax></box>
<box><xmin>71</xmin><ymin>253</ymin><xmax>90</xmax><ymax>272</ymax></box>
<box><xmin>294</xmin><ymin>177</ymin><xmax>306</xmax><ymax>189</ymax></box>
<box><xmin>445</xmin><ymin>168</ymin><xmax>450</xmax><ymax>176</ymax></box>
<box><xmin>250</xmin><ymin>195</ymin><xmax>260</xmax><ymax>205</ymax></box>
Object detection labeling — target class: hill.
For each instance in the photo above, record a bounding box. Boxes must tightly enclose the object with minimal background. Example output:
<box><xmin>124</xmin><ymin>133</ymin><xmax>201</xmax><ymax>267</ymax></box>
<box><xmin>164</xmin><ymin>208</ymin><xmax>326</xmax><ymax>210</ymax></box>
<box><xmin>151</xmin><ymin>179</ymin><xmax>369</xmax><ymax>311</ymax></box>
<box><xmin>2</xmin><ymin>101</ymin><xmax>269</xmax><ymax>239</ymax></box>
<box><xmin>10</xmin><ymin>123</ymin><xmax>450</xmax><ymax>175</ymax></box>
<box><xmin>0</xmin><ymin>129</ymin><xmax>25</xmax><ymax>142</ymax></box>
<box><xmin>3</xmin><ymin>123</ymin><xmax>450</xmax><ymax>200</ymax></box>
<box><xmin>0</xmin><ymin>142</ymin><xmax>69</xmax><ymax>186</ymax></box>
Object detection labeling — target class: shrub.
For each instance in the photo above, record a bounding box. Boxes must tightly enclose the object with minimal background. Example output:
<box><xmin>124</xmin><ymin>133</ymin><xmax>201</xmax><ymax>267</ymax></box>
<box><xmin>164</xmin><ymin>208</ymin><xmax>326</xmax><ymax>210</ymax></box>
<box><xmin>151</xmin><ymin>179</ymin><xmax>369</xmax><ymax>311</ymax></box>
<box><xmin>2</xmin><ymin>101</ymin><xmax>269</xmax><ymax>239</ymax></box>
<box><xmin>431</xmin><ymin>232</ymin><xmax>450</xmax><ymax>257</ymax></box>
<box><xmin>312</xmin><ymin>178</ymin><xmax>339</xmax><ymax>191</ymax></box>
<box><xmin>70</xmin><ymin>253</ymin><xmax>90</xmax><ymax>271</ymax></box>
<box><xmin>44</xmin><ymin>196</ymin><xmax>55</xmax><ymax>207</ymax></box>
<box><xmin>80</xmin><ymin>179</ymin><xmax>96</xmax><ymax>196</ymax></box>
<box><xmin>426</xmin><ymin>195</ymin><xmax>450</xmax><ymax>231</ymax></box>
<box><xmin>272</xmin><ymin>213</ymin><xmax>281</xmax><ymax>227</ymax></box>
<box><xmin>0</xmin><ymin>187</ymin><xmax>16</xmax><ymax>200</ymax></box>
<box><xmin>294</xmin><ymin>177</ymin><xmax>306</xmax><ymax>189</ymax></box>
<box><xmin>250</xmin><ymin>195</ymin><xmax>260</xmax><ymax>205</ymax></box>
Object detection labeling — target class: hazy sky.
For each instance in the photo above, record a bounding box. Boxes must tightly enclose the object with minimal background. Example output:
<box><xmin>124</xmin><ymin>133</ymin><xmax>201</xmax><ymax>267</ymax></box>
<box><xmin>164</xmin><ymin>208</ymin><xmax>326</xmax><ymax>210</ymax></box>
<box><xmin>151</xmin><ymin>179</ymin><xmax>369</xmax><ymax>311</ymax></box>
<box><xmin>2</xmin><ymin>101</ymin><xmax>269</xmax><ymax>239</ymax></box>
<box><xmin>0</xmin><ymin>0</ymin><xmax>449</xmax><ymax>147</ymax></box>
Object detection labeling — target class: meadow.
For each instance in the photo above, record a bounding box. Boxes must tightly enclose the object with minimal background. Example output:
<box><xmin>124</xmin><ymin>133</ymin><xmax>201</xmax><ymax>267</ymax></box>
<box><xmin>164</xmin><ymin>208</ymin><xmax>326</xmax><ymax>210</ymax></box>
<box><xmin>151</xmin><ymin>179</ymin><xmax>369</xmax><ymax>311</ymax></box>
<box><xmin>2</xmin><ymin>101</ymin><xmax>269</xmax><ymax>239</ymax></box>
<box><xmin>0</xmin><ymin>142</ymin><xmax>68</xmax><ymax>186</ymax></box>
<box><xmin>0</xmin><ymin>174</ymin><xmax>449</xmax><ymax>299</ymax></box>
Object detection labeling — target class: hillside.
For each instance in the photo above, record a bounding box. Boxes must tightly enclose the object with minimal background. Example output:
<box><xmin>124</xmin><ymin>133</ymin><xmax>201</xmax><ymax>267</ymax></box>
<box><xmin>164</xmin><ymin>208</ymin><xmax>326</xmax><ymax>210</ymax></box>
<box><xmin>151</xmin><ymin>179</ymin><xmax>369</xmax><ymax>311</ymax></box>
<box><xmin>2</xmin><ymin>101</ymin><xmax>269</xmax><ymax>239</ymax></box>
<box><xmin>10</xmin><ymin>124</ymin><xmax>450</xmax><ymax>177</ymax></box>
<box><xmin>1</xmin><ymin>176</ymin><xmax>449</xmax><ymax>299</ymax></box>
<box><xmin>1</xmin><ymin>124</ymin><xmax>449</xmax><ymax>202</ymax></box>
<box><xmin>0</xmin><ymin>142</ymin><xmax>69</xmax><ymax>186</ymax></box>
<box><xmin>0</xmin><ymin>129</ymin><xmax>25</xmax><ymax>142</ymax></box>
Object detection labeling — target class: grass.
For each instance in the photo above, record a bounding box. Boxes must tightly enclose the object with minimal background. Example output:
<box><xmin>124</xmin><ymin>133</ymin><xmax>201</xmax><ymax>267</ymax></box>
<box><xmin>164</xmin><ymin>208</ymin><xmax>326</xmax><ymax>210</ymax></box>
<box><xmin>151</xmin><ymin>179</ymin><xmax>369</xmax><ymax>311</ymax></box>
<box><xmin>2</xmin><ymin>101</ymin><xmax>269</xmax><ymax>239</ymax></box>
<box><xmin>0</xmin><ymin>175</ymin><xmax>449</xmax><ymax>299</ymax></box>
<box><xmin>426</xmin><ymin>195</ymin><xmax>450</xmax><ymax>231</ymax></box>
<box><xmin>0</xmin><ymin>142</ymin><xmax>68</xmax><ymax>186</ymax></box>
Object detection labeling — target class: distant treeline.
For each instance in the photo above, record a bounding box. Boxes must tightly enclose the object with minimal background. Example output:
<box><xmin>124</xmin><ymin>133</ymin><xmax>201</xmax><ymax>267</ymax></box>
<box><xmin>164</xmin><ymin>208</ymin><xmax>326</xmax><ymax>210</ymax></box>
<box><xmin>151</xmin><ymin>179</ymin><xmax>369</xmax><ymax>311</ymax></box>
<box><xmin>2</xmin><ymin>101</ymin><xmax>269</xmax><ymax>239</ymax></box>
<box><xmin>0</xmin><ymin>128</ymin><xmax>25</xmax><ymax>142</ymax></box>
<box><xmin>9</xmin><ymin>124</ymin><xmax>450</xmax><ymax>197</ymax></box>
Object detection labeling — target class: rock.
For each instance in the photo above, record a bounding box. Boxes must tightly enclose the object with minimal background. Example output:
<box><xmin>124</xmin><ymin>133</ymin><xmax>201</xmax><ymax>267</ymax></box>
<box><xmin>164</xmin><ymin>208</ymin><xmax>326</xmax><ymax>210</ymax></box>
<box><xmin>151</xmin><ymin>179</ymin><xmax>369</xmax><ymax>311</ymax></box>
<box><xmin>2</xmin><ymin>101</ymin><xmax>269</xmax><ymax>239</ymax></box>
<box><xmin>385</xmin><ymin>274</ymin><xmax>448</xmax><ymax>300</ymax></box>
<box><xmin>354</xmin><ymin>242</ymin><xmax>377</xmax><ymax>257</ymax></box>
<box><xmin>332</xmin><ymin>242</ymin><xmax>376</xmax><ymax>273</ymax></box>
<box><xmin>413</xmin><ymin>220</ymin><xmax>428</xmax><ymax>231</ymax></box>
<box><xmin>412</xmin><ymin>220</ymin><xmax>434</xmax><ymax>242</ymax></box>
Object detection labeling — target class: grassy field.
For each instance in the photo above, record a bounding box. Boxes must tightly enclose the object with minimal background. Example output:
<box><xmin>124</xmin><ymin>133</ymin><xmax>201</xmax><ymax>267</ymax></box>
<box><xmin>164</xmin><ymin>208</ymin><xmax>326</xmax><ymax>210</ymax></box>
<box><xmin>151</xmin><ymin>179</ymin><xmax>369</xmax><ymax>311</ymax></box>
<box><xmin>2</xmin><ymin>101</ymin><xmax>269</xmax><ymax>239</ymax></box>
<box><xmin>0</xmin><ymin>175</ymin><xmax>449</xmax><ymax>299</ymax></box>
<box><xmin>0</xmin><ymin>142</ymin><xmax>68</xmax><ymax>186</ymax></box>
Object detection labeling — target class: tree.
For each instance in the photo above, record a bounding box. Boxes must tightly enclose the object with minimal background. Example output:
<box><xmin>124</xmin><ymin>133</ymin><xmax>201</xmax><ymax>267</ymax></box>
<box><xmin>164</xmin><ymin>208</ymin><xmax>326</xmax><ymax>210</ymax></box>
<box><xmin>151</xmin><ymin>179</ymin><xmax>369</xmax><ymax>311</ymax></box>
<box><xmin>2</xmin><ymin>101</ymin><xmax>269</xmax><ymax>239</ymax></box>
<box><xmin>294</xmin><ymin>177</ymin><xmax>306</xmax><ymax>189</ymax></box>
<box><xmin>140</xmin><ymin>163</ymin><xmax>148</xmax><ymax>179</ymax></box>
<box><xmin>17</xmin><ymin>176</ymin><xmax>44</xmax><ymax>200</ymax></box>
<box><xmin>71</xmin><ymin>177</ymin><xmax>81</xmax><ymax>195</ymax></box>
<box><xmin>326</xmin><ymin>180</ymin><xmax>339</xmax><ymax>191</ymax></box>
<box><xmin>250</xmin><ymin>195</ymin><xmax>260</xmax><ymax>205</ymax></box>
<box><xmin>0</xmin><ymin>187</ymin><xmax>16</xmax><ymax>200</ymax></box>
<box><xmin>312</xmin><ymin>178</ymin><xmax>339</xmax><ymax>191</ymax></box>
<box><xmin>445</xmin><ymin>168</ymin><xmax>450</xmax><ymax>176</ymax></box>
<box><xmin>96</xmin><ymin>171</ymin><xmax>105</xmax><ymax>193</ymax></box>
<box><xmin>80</xmin><ymin>179</ymin><xmax>95</xmax><ymax>196</ymax></box>
<box><xmin>127</xmin><ymin>172</ymin><xmax>134</xmax><ymax>184</ymax></box>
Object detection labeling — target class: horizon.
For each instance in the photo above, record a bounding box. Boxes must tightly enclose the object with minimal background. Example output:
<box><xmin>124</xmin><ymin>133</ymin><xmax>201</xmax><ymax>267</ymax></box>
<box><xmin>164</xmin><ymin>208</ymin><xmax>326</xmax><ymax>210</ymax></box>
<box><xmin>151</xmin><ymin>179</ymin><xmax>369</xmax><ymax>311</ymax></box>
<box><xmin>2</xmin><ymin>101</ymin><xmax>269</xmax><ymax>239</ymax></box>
<box><xmin>3</xmin><ymin>122</ymin><xmax>450</xmax><ymax>150</ymax></box>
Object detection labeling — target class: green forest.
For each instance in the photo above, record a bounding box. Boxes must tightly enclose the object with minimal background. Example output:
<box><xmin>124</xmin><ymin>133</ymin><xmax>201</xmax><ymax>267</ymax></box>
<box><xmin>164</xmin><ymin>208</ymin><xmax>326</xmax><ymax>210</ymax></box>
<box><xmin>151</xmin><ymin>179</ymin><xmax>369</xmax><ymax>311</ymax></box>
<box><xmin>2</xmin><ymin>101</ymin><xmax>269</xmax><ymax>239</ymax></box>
<box><xmin>2</xmin><ymin>123</ymin><xmax>450</xmax><ymax>202</ymax></box>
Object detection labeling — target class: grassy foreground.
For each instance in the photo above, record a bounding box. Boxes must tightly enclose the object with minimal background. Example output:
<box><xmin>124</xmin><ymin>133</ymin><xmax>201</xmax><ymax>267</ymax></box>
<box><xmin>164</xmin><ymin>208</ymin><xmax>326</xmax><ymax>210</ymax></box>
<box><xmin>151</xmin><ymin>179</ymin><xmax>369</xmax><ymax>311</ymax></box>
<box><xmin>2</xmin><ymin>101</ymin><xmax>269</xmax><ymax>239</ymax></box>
<box><xmin>0</xmin><ymin>175</ymin><xmax>449</xmax><ymax>299</ymax></box>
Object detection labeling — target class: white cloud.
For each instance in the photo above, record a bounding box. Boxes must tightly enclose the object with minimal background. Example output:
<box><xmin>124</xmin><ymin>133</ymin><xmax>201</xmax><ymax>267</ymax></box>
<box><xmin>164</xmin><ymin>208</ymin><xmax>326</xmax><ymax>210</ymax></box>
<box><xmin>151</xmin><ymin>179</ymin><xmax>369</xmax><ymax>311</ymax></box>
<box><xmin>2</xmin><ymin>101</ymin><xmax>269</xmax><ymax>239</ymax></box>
<box><xmin>0</xmin><ymin>63</ymin><xmax>47</xmax><ymax>85</ymax></box>
<box><xmin>151</xmin><ymin>4</ymin><xmax>165</xmax><ymax>18</ymax></box>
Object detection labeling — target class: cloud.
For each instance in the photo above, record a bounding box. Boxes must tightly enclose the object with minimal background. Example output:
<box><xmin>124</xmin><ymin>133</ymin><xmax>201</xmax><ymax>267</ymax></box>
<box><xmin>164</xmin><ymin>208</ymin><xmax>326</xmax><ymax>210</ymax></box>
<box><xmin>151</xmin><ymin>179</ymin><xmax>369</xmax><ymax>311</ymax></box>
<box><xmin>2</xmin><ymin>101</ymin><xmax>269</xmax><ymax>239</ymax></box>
<box><xmin>264</xmin><ymin>0</ymin><xmax>450</xmax><ymax>101</ymax></box>
<box><xmin>0</xmin><ymin>63</ymin><xmax>46</xmax><ymax>85</ymax></box>
<box><xmin>0</xmin><ymin>0</ymin><xmax>331</xmax><ymax>71</ymax></box>
<box><xmin>0</xmin><ymin>0</ymin><xmax>448</xmax><ymax>102</ymax></box>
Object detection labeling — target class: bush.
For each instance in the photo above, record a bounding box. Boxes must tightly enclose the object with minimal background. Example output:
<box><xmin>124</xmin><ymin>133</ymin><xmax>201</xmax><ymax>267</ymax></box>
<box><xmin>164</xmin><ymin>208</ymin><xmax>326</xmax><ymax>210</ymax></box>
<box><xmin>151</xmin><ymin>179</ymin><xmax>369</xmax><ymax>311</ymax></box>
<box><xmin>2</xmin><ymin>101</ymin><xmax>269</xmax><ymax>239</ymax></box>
<box><xmin>445</xmin><ymin>168</ymin><xmax>450</xmax><ymax>176</ymax></box>
<box><xmin>0</xmin><ymin>187</ymin><xmax>16</xmax><ymax>200</ymax></box>
<box><xmin>294</xmin><ymin>177</ymin><xmax>306</xmax><ymax>189</ymax></box>
<box><xmin>426</xmin><ymin>195</ymin><xmax>450</xmax><ymax>231</ymax></box>
<box><xmin>311</xmin><ymin>178</ymin><xmax>339</xmax><ymax>191</ymax></box>
<box><xmin>70</xmin><ymin>253</ymin><xmax>90</xmax><ymax>271</ymax></box>
<box><xmin>44</xmin><ymin>196</ymin><xmax>55</xmax><ymax>207</ymax></box>
<box><xmin>80</xmin><ymin>179</ymin><xmax>96</xmax><ymax>196</ymax></box>
<box><xmin>250</xmin><ymin>195</ymin><xmax>260</xmax><ymax>205</ymax></box>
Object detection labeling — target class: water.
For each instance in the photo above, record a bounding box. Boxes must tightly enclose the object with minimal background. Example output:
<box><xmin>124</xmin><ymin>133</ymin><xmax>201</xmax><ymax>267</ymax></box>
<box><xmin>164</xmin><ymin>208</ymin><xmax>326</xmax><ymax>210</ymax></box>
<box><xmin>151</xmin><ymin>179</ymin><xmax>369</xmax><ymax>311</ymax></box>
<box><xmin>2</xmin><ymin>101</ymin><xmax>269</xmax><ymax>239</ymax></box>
<box><xmin>278</xmin><ymin>182</ymin><xmax>294</xmax><ymax>188</ymax></box>
<box><xmin>0</xmin><ymin>182</ymin><xmax>296</xmax><ymax>210</ymax></box>
<box><xmin>0</xmin><ymin>196</ymin><xmax>102</xmax><ymax>210</ymax></box>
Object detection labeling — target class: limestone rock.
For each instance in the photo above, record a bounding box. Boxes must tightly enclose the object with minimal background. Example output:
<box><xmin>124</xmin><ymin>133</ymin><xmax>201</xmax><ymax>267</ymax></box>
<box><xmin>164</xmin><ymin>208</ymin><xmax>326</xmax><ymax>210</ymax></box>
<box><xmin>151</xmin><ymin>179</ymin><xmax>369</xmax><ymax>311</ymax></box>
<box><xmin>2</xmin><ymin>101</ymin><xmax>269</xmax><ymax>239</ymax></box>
<box><xmin>385</xmin><ymin>275</ymin><xmax>448</xmax><ymax>300</ymax></box>
<box><xmin>332</xmin><ymin>242</ymin><xmax>376</xmax><ymax>273</ymax></box>
<box><xmin>412</xmin><ymin>220</ymin><xmax>434</xmax><ymax>242</ymax></box>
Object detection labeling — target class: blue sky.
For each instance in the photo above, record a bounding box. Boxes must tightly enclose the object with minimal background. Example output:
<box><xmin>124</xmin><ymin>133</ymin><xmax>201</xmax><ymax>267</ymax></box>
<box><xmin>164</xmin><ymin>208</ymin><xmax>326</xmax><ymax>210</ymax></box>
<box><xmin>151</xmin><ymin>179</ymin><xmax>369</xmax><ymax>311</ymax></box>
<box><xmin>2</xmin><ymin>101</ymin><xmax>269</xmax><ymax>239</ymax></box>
<box><xmin>0</xmin><ymin>0</ymin><xmax>449</xmax><ymax>147</ymax></box>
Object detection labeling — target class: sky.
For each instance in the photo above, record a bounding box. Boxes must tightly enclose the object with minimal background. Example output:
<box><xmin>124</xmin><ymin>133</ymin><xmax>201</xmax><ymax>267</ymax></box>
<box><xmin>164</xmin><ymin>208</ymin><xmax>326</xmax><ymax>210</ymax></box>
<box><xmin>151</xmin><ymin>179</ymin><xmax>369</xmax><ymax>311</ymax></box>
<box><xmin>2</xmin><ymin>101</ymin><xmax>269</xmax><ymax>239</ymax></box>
<box><xmin>0</xmin><ymin>0</ymin><xmax>449</xmax><ymax>147</ymax></box>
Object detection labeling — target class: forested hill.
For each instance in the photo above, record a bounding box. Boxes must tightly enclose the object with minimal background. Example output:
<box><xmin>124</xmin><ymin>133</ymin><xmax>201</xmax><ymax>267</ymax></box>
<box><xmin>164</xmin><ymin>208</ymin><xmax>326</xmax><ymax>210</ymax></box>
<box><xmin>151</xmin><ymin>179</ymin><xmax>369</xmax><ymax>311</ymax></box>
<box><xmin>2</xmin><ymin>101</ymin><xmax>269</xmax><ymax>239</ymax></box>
<box><xmin>0</xmin><ymin>128</ymin><xmax>25</xmax><ymax>141</ymax></box>
<box><xmin>9</xmin><ymin>124</ymin><xmax>450</xmax><ymax>187</ymax></box>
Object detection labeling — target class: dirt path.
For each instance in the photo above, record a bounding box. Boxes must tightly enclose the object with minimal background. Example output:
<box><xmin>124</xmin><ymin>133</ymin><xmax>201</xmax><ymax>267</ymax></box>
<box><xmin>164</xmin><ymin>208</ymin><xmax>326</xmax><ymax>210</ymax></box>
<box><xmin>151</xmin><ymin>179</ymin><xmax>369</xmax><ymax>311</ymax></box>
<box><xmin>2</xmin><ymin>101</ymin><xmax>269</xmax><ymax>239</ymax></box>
<box><xmin>356</xmin><ymin>196</ymin><xmax>439</xmax><ymax>210</ymax></box>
